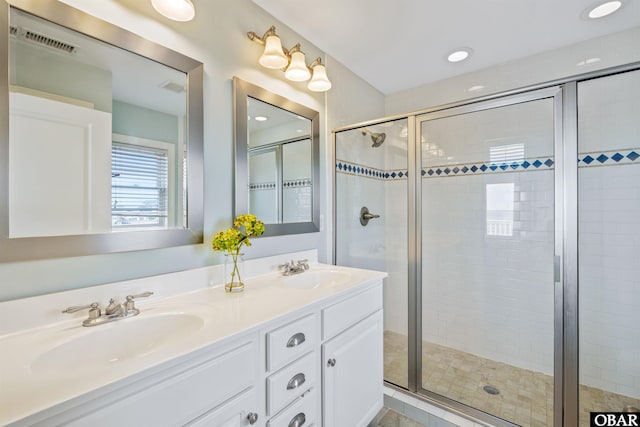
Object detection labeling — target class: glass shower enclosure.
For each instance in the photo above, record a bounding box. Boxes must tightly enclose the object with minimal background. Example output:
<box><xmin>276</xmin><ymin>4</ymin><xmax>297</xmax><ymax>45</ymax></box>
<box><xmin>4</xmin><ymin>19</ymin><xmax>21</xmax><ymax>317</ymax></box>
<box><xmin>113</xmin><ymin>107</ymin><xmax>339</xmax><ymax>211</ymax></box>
<box><xmin>333</xmin><ymin>65</ymin><xmax>640</xmax><ymax>427</ymax></box>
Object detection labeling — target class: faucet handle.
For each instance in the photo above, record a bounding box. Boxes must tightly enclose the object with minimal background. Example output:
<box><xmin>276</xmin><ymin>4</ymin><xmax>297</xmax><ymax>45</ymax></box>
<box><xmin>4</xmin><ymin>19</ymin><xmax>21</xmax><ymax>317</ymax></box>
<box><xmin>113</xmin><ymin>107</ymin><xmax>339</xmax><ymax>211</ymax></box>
<box><xmin>126</xmin><ymin>291</ymin><xmax>154</xmax><ymax>300</ymax></box>
<box><xmin>125</xmin><ymin>291</ymin><xmax>154</xmax><ymax>311</ymax></box>
<box><xmin>297</xmin><ymin>259</ymin><xmax>310</xmax><ymax>269</ymax></box>
<box><xmin>278</xmin><ymin>261</ymin><xmax>291</xmax><ymax>270</ymax></box>
<box><xmin>62</xmin><ymin>302</ymin><xmax>101</xmax><ymax>319</ymax></box>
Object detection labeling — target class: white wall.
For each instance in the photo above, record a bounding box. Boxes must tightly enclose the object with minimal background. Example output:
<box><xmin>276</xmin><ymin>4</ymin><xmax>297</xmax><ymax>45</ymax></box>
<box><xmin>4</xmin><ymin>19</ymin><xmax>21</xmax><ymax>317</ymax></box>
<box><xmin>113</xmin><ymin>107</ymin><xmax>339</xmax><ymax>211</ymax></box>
<box><xmin>0</xmin><ymin>0</ymin><xmax>384</xmax><ymax>301</ymax></box>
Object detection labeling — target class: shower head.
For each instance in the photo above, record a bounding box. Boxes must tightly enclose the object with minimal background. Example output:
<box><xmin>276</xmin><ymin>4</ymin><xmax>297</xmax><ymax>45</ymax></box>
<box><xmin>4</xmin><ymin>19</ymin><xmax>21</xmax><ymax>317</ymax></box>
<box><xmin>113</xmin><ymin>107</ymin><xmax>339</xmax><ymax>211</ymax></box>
<box><xmin>361</xmin><ymin>129</ymin><xmax>386</xmax><ymax>148</ymax></box>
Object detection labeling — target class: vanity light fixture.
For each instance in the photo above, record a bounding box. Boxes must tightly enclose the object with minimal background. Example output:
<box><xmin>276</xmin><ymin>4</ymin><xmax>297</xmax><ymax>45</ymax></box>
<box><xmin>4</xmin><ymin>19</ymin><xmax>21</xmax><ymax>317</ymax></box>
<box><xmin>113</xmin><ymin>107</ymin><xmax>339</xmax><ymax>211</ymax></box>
<box><xmin>284</xmin><ymin>44</ymin><xmax>311</xmax><ymax>81</ymax></box>
<box><xmin>308</xmin><ymin>58</ymin><xmax>332</xmax><ymax>92</ymax></box>
<box><xmin>247</xmin><ymin>26</ymin><xmax>332</xmax><ymax>92</ymax></box>
<box><xmin>151</xmin><ymin>0</ymin><xmax>195</xmax><ymax>22</ymax></box>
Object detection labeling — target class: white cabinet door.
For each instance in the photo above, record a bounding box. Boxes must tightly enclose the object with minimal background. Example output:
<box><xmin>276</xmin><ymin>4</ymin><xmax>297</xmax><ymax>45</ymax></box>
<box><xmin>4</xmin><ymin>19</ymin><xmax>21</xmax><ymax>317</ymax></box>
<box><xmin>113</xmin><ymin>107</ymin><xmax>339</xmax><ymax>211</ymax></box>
<box><xmin>187</xmin><ymin>387</ymin><xmax>260</xmax><ymax>427</ymax></box>
<box><xmin>322</xmin><ymin>310</ymin><xmax>383</xmax><ymax>427</ymax></box>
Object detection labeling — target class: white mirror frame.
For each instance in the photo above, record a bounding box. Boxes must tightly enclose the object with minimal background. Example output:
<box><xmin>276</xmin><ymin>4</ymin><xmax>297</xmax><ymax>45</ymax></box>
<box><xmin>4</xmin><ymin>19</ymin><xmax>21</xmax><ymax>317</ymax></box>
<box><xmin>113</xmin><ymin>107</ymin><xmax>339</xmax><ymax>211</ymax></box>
<box><xmin>0</xmin><ymin>0</ymin><xmax>204</xmax><ymax>262</ymax></box>
<box><xmin>233</xmin><ymin>77</ymin><xmax>320</xmax><ymax>236</ymax></box>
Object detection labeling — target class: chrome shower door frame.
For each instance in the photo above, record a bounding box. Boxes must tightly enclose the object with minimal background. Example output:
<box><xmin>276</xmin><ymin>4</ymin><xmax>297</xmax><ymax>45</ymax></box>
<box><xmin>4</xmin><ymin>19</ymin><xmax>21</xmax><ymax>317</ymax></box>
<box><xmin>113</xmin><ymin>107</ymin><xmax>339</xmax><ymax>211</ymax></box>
<box><xmin>413</xmin><ymin>86</ymin><xmax>565</xmax><ymax>427</ymax></box>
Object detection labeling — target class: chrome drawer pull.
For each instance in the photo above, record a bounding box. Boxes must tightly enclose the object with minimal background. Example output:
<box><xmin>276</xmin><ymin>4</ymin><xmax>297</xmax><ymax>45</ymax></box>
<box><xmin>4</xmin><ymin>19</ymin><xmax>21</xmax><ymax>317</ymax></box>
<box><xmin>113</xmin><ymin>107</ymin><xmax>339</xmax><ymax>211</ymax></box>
<box><xmin>287</xmin><ymin>332</ymin><xmax>306</xmax><ymax>348</ymax></box>
<box><xmin>288</xmin><ymin>412</ymin><xmax>306</xmax><ymax>427</ymax></box>
<box><xmin>287</xmin><ymin>373</ymin><xmax>306</xmax><ymax>390</ymax></box>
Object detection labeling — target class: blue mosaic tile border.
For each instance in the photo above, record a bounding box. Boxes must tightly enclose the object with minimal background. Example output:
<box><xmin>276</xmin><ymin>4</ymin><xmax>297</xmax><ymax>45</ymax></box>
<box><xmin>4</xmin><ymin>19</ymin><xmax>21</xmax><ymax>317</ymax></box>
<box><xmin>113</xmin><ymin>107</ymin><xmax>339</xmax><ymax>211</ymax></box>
<box><xmin>337</xmin><ymin>149</ymin><xmax>639</xmax><ymax>180</ymax></box>
<box><xmin>284</xmin><ymin>179</ymin><xmax>312</xmax><ymax>188</ymax></box>
<box><xmin>578</xmin><ymin>149</ymin><xmax>639</xmax><ymax>167</ymax></box>
<box><xmin>250</xmin><ymin>182</ymin><xmax>275</xmax><ymax>190</ymax></box>
<box><xmin>335</xmin><ymin>160</ymin><xmax>408</xmax><ymax>180</ymax></box>
<box><xmin>250</xmin><ymin>179</ymin><xmax>312</xmax><ymax>190</ymax></box>
<box><xmin>422</xmin><ymin>156</ymin><xmax>554</xmax><ymax>177</ymax></box>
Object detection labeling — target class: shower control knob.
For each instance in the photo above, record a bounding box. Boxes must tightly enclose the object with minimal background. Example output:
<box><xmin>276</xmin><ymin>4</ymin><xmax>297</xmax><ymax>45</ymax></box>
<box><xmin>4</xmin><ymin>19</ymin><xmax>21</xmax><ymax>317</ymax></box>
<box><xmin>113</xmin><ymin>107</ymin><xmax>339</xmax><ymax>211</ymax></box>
<box><xmin>327</xmin><ymin>358</ymin><xmax>336</xmax><ymax>367</ymax></box>
<box><xmin>360</xmin><ymin>206</ymin><xmax>380</xmax><ymax>226</ymax></box>
<box><xmin>247</xmin><ymin>412</ymin><xmax>258</xmax><ymax>424</ymax></box>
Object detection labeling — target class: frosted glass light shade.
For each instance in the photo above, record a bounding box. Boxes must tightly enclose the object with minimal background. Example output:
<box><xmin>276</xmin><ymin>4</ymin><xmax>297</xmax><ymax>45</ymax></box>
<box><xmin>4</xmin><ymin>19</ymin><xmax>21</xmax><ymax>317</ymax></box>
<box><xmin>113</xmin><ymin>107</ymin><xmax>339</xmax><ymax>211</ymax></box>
<box><xmin>259</xmin><ymin>36</ymin><xmax>288</xmax><ymax>69</ymax></box>
<box><xmin>308</xmin><ymin>63</ymin><xmax>332</xmax><ymax>92</ymax></box>
<box><xmin>151</xmin><ymin>0</ymin><xmax>195</xmax><ymax>22</ymax></box>
<box><xmin>285</xmin><ymin>51</ymin><xmax>311</xmax><ymax>82</ymax></box>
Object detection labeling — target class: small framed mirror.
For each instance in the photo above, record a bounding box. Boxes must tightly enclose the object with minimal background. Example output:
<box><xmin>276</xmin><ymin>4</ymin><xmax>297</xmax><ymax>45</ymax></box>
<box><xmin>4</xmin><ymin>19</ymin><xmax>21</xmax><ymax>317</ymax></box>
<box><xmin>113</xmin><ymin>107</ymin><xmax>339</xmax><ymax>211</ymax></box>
<box><xmin>233</xmin><ymin>77</ymin><xmax>320</xmax><ymax>236</ymax></box>
<box><xmin>0</xmin><ymin>0</ymin><xmax>204</xmax><ymax>262</ymax></box>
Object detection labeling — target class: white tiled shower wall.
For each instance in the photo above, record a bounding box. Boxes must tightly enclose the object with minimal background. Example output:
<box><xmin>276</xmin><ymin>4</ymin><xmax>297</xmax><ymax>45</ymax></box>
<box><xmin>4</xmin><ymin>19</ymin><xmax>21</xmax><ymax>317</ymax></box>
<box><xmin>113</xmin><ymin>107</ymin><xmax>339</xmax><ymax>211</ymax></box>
<box><xmin>578</xmin><ymin>70</ymin><xmax>640</xmax><ymax>399</ymax></box>
<box><xmin>335</xmin><ymin>120</ymin><xmax>409</xmax><ymax>337</ymax></box>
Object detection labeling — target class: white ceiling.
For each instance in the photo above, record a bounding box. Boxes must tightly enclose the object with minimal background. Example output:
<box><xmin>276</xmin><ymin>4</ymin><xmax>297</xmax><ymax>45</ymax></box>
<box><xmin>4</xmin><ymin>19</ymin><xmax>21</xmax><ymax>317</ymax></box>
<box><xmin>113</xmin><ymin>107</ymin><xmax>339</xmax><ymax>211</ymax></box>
<box><xmin>252</xmin><ymin>0</ymin><xmax>640</xmax><ymax>94</ymax></box>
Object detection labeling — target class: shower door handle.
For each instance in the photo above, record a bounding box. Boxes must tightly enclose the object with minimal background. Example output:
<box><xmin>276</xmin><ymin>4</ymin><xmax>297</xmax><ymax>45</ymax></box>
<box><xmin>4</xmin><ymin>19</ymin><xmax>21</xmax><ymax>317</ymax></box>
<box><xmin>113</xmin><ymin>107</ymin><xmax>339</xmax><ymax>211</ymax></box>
<box><xmin>360</xmin><ymin>206</ymin><xmax>380</xmax><ymax>226</ymax></box>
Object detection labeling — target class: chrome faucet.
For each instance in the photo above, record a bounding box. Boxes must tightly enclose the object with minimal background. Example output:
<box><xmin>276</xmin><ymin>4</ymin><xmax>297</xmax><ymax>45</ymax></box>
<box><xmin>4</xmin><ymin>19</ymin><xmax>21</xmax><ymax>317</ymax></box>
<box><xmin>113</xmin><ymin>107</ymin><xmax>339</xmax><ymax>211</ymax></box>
<box><xmin>62</xmin><ymin>291</ymin><xmax>153</xmax><ymax>327</ymax></box>
<box><xmin>279</xmin><ymin>259</ymin><xmax>310</xmax><ymax>276</ymax></box>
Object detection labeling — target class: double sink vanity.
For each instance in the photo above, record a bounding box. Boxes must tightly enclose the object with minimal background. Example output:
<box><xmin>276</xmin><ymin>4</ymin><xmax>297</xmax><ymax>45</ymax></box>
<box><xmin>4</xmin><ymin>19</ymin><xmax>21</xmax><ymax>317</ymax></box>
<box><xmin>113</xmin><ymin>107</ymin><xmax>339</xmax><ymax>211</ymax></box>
<box><xmin>0</xmin><ymin>252</ymin><xmax>386</xmax><ymax>427</ymax></box>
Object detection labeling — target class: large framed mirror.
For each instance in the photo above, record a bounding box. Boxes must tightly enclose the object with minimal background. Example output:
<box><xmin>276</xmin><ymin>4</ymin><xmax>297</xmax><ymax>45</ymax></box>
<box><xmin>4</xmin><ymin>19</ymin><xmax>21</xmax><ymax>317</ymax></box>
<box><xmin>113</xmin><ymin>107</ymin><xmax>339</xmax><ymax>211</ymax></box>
<box><xmin>233</xmin><ymin>77</ymin><xmax>320</xmax><ymax>236</ymax></box>
<box><xmin>0</xmin><ymin>0</ymin><xmax>204</xmax><ymax>262</ymax></box>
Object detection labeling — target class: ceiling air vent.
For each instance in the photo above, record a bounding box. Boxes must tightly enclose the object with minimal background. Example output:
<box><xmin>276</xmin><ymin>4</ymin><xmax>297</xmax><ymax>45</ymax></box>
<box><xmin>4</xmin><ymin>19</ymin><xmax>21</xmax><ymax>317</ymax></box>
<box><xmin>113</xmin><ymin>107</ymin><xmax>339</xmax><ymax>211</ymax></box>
<box><xmin>10</xmin><ymin>25</ymin><xmax>77</xmax><ymax>55</ymax></box>
<box><xmin>23</xmin><ymin>29</ymin><xmax>76</xmax><ymax>54</ymax></box>
<box><xmin>160</xmin><ymin>80</ymin><xmax>186</xmax><ymax>93</ymax></box>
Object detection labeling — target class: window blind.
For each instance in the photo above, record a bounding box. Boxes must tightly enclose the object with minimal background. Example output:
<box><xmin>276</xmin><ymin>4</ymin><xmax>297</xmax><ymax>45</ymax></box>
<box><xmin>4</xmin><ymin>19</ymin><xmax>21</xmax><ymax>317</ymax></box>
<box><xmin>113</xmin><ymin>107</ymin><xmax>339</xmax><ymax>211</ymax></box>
<box><xmin>112</xmin><ymin>141</ymin><xmax>169</xmax><ymax>229</ymax></box>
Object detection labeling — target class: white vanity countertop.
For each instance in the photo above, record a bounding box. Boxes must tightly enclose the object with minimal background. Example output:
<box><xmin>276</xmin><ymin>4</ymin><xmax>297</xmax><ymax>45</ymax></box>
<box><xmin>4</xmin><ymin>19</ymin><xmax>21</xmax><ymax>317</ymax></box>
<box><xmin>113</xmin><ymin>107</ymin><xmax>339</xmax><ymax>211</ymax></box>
<box><xmin>0</xmin><ymin>262</ymin><xmax>386</xmax><ymax>426</ymax></box>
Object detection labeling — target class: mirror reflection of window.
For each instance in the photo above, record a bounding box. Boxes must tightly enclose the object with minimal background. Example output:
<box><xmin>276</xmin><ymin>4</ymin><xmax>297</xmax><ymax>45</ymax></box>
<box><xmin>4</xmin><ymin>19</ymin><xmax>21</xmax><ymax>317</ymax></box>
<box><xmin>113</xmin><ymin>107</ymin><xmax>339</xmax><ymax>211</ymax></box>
<box><xmin>486</xmin><ymin>183</ymin><xmax>515</xmax><ymax>237</ymax></box>
<box><xmin>111</xmin><ymin>135</ymin><xmax>177</xmax><ymax>230</ymax></box>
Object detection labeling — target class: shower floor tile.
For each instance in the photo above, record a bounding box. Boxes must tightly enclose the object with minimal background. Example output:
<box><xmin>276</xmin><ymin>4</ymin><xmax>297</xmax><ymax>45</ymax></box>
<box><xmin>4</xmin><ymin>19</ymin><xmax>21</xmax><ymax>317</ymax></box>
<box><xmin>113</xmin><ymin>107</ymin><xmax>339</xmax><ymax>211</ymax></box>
<box><xmin>384</xmin><ymin>330</ymin><xmax>640</xmax><ymax>427</ymax></box>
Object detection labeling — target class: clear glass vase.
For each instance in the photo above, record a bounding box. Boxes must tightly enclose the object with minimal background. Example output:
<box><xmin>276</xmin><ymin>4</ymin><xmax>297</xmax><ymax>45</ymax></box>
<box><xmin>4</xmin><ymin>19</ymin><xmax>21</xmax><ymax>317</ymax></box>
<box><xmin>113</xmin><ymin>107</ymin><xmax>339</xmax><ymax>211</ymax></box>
<box><xmin>224</xmin><ymin>253</ymin><xmax>245</xmax><ymax>293</ymax></box>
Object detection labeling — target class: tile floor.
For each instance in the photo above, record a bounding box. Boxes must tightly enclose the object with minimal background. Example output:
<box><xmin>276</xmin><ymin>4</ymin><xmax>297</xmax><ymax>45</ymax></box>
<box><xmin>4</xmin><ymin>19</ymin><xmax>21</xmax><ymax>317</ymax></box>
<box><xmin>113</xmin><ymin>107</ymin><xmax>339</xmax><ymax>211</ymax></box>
<box><xmin>373</xmin><ymin>408</ymin><xmax>427</xmax><ymax>427</ymax></box>
<box><xmin>384</xmin><ymin>331</ymin><xmax>640</xmax><ymax>427</ymax></box>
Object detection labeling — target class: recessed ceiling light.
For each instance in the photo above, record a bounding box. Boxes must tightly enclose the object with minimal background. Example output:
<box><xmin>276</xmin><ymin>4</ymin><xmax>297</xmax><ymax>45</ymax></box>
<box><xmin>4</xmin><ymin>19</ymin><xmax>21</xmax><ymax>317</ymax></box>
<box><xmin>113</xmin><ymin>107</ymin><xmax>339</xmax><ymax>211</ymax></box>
<box><xmin>468</xmin><ymin>85</ymin><xmax>486</xmax><ymax>92</ymax></box>
<box><xmin>447</xmin><ymin>48</ymin><xmax>473</xmax><ymax>63</ymax></box>
<box><xmin>254</xmin><ymin>116</ymin><xmax>268</xmax><ymax>121</ymax></box>
<box><xmin>577</xmin><ymin>57</ymin><xmax>602</xmax><ymax>66</ymax></box>
<box><xmin>585</xmin><ymin>1</ymin><xmax>622</xmax><ymax>19</ymax></box>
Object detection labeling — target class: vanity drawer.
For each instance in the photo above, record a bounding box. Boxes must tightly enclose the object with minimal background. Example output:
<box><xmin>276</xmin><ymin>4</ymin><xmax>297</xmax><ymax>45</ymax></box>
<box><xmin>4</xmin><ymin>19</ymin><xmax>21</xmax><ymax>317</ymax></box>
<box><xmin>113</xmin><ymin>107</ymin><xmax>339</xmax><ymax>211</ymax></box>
<box><xmin>268</xmin><ymin>388</ymin><xmax>317</xmax><ymax>427</ymax></box>
<box><xmin>322</xmin><ymin>283</ymin><xmax>382</xmax><ymax>340</ymax></box>
<box><xmin>266</xmin><ymin>314</ymin><xmax>316</xmax><ymax>372</ymax></box>
<box><xmin>267</xmin><ymin>352</ymin><xmax>316</xmax><ymax>416</ymax></box>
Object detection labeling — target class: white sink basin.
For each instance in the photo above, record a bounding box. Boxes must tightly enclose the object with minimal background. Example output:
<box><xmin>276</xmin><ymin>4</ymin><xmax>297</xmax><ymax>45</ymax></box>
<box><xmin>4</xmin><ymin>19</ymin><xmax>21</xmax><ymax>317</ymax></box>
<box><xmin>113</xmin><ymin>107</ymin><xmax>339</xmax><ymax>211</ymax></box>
<box><xmin>279</xmin><ymin>269</ymin><xmax>353</xmax><ymax>289</ymax></box>
<box><xmin>32</xmin><ymin>313</ymin><xmax>204</xmax><ymax>374</ymax></box>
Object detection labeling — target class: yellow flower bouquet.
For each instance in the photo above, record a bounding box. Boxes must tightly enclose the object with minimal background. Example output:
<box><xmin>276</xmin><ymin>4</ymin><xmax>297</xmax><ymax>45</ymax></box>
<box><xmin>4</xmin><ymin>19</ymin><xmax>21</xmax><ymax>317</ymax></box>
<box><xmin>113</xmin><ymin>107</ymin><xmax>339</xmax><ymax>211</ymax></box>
<box><xmin>212</xmin><ymin>214</ymin><xmax>265</xmax><ymax>292</ymax></box>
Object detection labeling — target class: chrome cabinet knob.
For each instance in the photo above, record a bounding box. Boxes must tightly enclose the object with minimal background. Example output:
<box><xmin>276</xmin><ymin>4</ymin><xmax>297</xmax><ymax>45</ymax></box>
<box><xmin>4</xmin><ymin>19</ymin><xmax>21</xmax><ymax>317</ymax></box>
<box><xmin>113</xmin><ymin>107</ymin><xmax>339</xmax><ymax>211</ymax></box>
<box><xmin>327</xmin><ymin>358</ymin><xmax>336</xmax><ymax>367</ymax></box>
<box><xmin>247</xmin><ymin>412</ymin><xmax>258</xmax><ymax>424</ymax></box>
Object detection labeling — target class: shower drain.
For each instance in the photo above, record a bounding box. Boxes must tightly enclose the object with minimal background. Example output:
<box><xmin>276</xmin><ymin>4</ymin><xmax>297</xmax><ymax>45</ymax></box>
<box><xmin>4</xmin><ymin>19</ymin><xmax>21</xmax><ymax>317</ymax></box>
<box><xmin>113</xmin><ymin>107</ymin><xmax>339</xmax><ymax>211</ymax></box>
<box><xmin>483</xmin><ymin>385</ymin><xmax>501</xmax><ymax>395</ymax></box>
